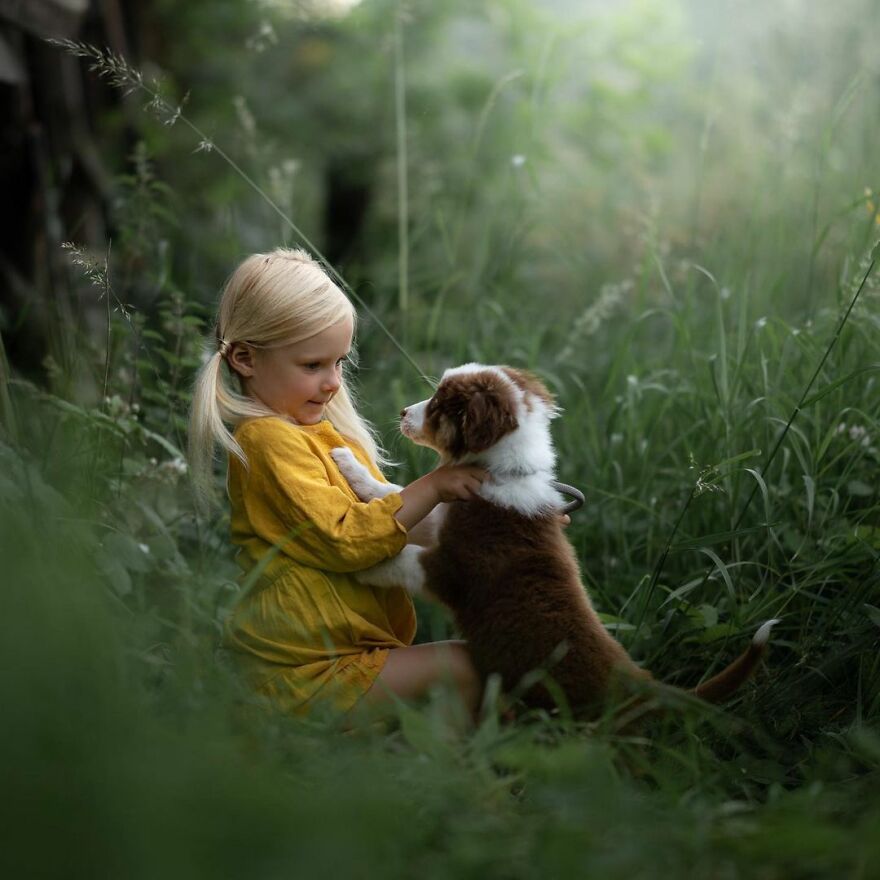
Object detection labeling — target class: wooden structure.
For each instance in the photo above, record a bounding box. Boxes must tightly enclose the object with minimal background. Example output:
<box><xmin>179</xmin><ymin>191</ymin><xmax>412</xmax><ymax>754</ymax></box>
<box><xmin>0</xmin><ymin>0</ymin><xmax>132</xmax><ymax>379</ymax></box>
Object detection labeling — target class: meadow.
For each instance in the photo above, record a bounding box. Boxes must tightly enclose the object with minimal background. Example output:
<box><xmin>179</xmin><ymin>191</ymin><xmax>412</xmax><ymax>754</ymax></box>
<box><xmin>2</xmin><ymin>1</ymin><xmax>879</xmax><ymax>876</ymax></box>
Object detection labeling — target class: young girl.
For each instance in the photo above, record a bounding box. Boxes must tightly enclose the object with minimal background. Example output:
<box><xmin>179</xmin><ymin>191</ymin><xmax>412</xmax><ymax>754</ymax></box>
<box><xmin>189</xmin><ymin>247</ymin><xmax>486</xmax><ymax>720</ymax></box>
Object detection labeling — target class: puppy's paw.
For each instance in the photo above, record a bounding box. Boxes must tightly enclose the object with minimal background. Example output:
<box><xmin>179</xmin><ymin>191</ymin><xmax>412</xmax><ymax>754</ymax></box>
<box><xmin>330</xmin><ymin>446</ymin><xmax>358</xmax><ymax>469</ymax></box>
<box><xmin>330</xmin><ymin>446</ymin><xmax>384</xmax><ymax>501</ymax></box>
<box><xmin>355</xmin><ymin>563</ymin><xmax>424</xmax><ymax>596</ymax></box>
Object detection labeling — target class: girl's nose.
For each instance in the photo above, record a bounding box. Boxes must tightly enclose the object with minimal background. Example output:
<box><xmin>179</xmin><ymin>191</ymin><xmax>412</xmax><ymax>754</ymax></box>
<box><xmin>324</xmin><ymin>372</ymin><xmax>342</xmax><ymax>392</ymax></box>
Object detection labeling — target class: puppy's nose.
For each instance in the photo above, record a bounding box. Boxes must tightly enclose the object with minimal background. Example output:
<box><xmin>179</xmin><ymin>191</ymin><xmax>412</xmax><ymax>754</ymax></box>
<box><xmin>400</xmin><ymin>407</ymin><xmax>408</xmax><ymax>418</ymax></box>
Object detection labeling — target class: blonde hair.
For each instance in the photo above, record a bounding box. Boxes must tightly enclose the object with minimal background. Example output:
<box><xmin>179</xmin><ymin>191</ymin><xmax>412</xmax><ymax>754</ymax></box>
<box><xmin>188</xmin><ymin>247</ymin><xmax>386</xmax><ymax>504</ymax></box>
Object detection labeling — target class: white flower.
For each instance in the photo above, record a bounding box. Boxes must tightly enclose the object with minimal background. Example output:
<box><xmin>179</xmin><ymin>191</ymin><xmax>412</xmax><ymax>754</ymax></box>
<box><xmin>138</xmin><ymin>543</ymin><xmax>150</xmax><ymax>555</ymax></box>
<box><xmin>849</xmin><ymin>425</ymin><xmax>871</xmax><ymax>447</ymax></box>
<box><xmin>755</xmin><ymin>317</ymin><xmax>768</xmax><ymax>330</ymax></box>
<box><xmin>158</xmin><ymin>456</ymin><xmax>189</xmax><ymax>478</ymax></box>
<box><xmin>511</xmin><ymin>154</ymin><xmax>526</xmax><ymax>167</ymax></box>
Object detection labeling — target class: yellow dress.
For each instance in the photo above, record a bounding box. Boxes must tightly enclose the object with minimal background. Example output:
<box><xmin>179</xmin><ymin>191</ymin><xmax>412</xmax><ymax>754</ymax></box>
<box><xmin>222</xmin><ymin>416</ymin><xmax>416</xmax><ymax>715</ymax></box>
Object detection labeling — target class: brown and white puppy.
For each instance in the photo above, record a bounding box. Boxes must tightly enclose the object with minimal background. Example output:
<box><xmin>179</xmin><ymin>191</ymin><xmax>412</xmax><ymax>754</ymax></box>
<box><xmin>331</xmin><ymin>363</ymin><xmax>777</xmax><ymax>718</ymax></box>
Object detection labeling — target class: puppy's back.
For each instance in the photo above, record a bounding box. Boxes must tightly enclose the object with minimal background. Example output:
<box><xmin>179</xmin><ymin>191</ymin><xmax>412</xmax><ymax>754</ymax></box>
<box><xmin>422</xmin><ymin>499</ymin><xmax>646</xmax><ymax>712</ymax></box>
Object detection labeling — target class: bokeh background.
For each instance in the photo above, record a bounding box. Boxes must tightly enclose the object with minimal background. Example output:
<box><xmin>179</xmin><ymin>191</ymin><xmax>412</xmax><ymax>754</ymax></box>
<box><xmin>2</xmin><ymin>1</ymin><xmax>879</xmax><ymax>876</ymax></box>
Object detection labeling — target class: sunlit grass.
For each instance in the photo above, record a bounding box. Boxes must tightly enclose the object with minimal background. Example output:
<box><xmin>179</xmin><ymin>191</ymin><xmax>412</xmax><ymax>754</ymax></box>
<box><xmin>4</xmin><ymin>0</ymin><xmax>880</xmax><ymax>875</ymax></box>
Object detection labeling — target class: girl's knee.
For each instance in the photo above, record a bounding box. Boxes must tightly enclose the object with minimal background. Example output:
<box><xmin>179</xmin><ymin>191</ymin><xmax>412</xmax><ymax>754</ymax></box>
<box><xmin>448</xmin><ymin>643</ymin><xmax>478</xmax><ymax>684</ymax></box>
<box><xmin>442</xmin><ymin>643</ymin><xmax>481</xmax><ymax>710</ymax></box>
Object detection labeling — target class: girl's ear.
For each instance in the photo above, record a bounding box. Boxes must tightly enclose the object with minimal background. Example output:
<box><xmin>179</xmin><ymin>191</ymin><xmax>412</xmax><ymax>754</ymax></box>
<box><xmin>227</xmin><ymin>343</ymin><xmax>256</xmax><ymax>378</ymax></box>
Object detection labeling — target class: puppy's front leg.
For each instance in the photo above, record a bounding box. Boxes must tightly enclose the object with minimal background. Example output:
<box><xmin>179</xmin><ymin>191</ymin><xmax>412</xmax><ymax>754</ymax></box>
<box><xmin>355</xmin><ymin>545</ymin><xmax>428</xmax><ymax>597</ymax></box>
<box><xmin>330</xmin><ymin>446</ymin><xmax>401</xmax><ymax>500</ymax></box>
<box><xmin>331</xmin><ymin>446</ymin><xmax>442</xmax><ymax>547</ymax></box>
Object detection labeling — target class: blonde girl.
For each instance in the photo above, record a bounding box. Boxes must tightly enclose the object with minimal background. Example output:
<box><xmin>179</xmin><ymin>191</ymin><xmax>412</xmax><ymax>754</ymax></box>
<box><xmin>189</xmin><ymin>247</ymin><xmax>485</xmax><ymax>720</ymax></box>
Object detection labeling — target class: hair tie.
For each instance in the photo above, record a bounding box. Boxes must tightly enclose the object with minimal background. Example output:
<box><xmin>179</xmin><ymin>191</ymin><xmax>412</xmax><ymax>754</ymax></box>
<box><xmin>218</xmin><ymin>339</ymin><xmax>230</xmax><ymax>358</ymax></box>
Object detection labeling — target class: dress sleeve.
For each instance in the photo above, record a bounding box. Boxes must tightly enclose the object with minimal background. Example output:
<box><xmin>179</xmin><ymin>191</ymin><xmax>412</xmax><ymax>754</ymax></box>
<box><xmin>237</xmin><ymin>420</ymin><xmax>408</xmax><ymax>573</ymax></box>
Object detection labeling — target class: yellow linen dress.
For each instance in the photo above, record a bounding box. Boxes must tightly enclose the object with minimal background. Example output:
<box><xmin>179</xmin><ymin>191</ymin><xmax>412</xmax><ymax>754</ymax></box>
<box><xmin>222</xmin><ymin>416</ymin><xmax>416</xmax><ymax>715</ymax></box>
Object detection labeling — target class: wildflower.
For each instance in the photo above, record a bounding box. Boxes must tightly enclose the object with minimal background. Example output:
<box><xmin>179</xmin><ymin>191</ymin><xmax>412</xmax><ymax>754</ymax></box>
<box><xmin>555</xmin><ymin>280</ymin><xmax>630</xmax><ymax>363</ymax></box>
<box><xmin>511</xmin><ymin>154</ymin><xmax>526</xmax><ymax>167</ymax></box>
<box><xmin>695</xmin><ymin>468</ymin><xmax>723</xmax><ymax>496</ymax></box>
<box><xmin>268</xmin><ymin>158</ymin><xmax>301</xmax><ymax>208</ymax></box>
<box><xmin>836</xmin><ymin>423</ymin><xmax>872</xmax><ymax>448</ymax></box>
<box><xmin>169</xmin><ymin>457</ymin><xmax>188</xmax><ymax>475</ymax></box>
<box><xmin>245</xmin><ymin>20</ymin><xmax>278</xmax><ymax>53</ymax></box>
<box><xmin>61</xmin><ymin>240</ymin><xmax>132</xmax><ymax>320</ymax></box>
<box><xmin>233</xmin><ymin>95</ymin><xmax>256</xmax><ymax>136</ymax></box>
<box><xmin>138</xmin><ymin>543</ymin><xmax>150</xmax><ymax>555</ymax></box>
<box><xmin>755</xmin><ymin>317</ymin><xmax>768</xmax><ymax>330</ymax></box>
<box><xmin>849</xmin><ymin>425</ymin><xmax>871</xmax><ymax>447</ymax></box>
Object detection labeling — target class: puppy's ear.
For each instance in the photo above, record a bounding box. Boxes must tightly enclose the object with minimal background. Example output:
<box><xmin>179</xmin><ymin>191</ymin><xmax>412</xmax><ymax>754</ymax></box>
<box><xmin>501</xmin><ymin>366</ymin><xmax>558</xmax><ymax>415</ymax></box>
<box><xmin>462</xmin><ymin>389</ymin><xmax>518</xmax><ymax>452</ymax></box>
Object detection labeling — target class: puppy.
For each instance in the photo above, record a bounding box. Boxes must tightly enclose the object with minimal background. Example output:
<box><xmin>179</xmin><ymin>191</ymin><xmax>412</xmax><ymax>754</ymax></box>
<box><xmin>331</xmin><ymin>364</ymin><xmax>777</xmax><ymax>718</ymax></box>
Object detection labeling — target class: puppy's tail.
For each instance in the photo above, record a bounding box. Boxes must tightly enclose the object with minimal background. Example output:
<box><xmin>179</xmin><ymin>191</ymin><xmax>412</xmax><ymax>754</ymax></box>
<box><xmin>692</xmin><ymin>619</ymin><xmax>780</xmax><ymax>703</ymax></box>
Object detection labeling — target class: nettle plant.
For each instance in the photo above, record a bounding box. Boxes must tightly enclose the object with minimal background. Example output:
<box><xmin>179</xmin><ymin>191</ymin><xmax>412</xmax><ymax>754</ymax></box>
<box><xmin>7</xmin><ymin>151</ymin><xmax>234</xmax><ymax>650</ymax></box>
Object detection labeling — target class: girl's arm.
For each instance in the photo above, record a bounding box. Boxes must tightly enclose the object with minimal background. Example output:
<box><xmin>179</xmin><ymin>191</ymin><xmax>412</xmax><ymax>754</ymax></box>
<box><xmin>329</xmin><ymin>448</ymin><xmax>480</xmax><ymax>546</ymax></box>
<box><xmin>394</xmin><ymin>465</ymin><xmax>487</xmax><ymax>531</ymax></box>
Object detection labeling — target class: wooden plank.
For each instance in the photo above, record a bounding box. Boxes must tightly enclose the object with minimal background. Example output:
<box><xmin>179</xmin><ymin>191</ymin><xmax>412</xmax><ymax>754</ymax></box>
<box><xmin>0</xmin><ymin>29</ymin><xmax>26</xmax><ymax>84</ymax></box>
<box><xmin>0</xmin><ymin>0</ymin><xmax>89</xmax><ymax>40</ymax></box>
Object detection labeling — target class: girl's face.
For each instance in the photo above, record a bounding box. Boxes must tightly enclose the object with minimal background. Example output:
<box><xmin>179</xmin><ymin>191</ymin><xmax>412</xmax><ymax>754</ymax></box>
<box><xmin>231</xmin><ymin>315</ymin><xmax>353</xmax><ymax>425</ymax></box>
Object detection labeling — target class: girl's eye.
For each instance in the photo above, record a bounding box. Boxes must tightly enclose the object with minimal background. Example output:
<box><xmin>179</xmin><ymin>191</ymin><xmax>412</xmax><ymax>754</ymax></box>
<box><xmin>303</xmin><ymin>362</ymin><xmax>320</xmax><ymax>371</ymax></box>
<box><xmin>336</xmin><ymin>357</ymin><xmax>347</xmax><ymax>368</ymax></box>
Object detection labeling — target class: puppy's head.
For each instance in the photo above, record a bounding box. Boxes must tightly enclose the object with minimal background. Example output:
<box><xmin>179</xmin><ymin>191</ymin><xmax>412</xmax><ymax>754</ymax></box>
<box><xmin>401</xmin><ymin>364</ymin><xmax>557</xmax><ymax>460</ymax></box>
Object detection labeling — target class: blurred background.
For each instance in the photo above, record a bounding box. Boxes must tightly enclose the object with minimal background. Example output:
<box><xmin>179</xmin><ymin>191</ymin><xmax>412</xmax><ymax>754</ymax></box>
<box><xmin>1</xmin><ymin>1</ymin><xmax>879</xmax><ymax>876</ymax></box>
<box><xmin>4</xmin><ymin>0</ymin><xmax>878</xmax><ymax>384</ymax></box>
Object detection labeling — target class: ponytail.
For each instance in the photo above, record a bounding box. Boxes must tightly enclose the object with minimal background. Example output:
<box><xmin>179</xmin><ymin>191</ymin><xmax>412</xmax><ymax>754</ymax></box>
<box><xmin>188</xmin><ymin>345</ymin><xmax>272</xmax><ymax>508</ymax></box>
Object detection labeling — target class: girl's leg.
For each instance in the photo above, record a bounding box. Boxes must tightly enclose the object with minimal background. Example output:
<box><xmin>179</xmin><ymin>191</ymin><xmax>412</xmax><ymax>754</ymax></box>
<box><xmin>360</xmin><ymin>640</ymin><xmax>481</xmax><ymax>719</ymax></box>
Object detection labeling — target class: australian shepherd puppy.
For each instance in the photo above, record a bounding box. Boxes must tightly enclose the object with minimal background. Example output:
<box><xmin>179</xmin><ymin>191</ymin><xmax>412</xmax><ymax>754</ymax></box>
<box><xmin>331</xmin><ymin>364</ymin><xmax>777</xmax><ymax>718</ymax></box>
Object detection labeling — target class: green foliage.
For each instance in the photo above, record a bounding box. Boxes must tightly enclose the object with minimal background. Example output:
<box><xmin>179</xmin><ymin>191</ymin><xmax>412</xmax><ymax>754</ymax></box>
<box><xmin>4</xmin><ymin>0</ymin><xmax>880</xmax><ymax>875</ymax></box>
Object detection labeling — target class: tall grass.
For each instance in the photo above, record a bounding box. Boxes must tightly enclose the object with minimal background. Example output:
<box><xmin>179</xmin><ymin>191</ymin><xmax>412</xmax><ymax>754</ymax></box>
<box><xmin>4</xmin><ymin>0</ymin><xmax>880</xmax><ymax>875</ymax></box>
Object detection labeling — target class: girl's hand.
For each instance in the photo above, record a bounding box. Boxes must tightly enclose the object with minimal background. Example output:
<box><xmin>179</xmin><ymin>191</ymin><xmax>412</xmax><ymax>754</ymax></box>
<box><xmin>395</xmin><ymin>466</ymin><xmax>487</xmax><ymax>531</ymax></box>
<box><xmin>429</xmin><ymin>465</ymin><xmax>488</xmax><ymax>503</ymax></box>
